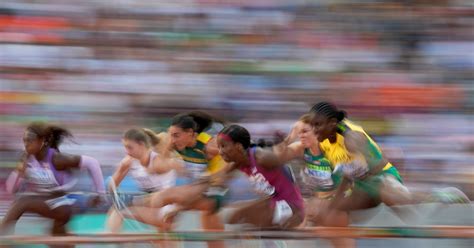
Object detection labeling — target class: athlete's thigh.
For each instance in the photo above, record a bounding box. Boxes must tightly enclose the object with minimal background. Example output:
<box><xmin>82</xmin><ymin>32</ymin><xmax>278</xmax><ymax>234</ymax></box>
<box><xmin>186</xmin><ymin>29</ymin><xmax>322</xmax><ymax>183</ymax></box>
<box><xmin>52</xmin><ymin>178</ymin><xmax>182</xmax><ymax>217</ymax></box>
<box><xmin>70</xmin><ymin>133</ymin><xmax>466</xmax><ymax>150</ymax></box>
<box><xmin>192</xmin><ymin>198</ymin><xmax>216</xmax><ymax>212</ymax></box>
<box><xmin>380</xmin><ymin>175</ymin><xmax>412</xmax><ymax>206</ymax></box>
<box><xmin>26</xmin><ymin>195</ymin><xmax>72</xmax><ymax>220</ymax></box>
<box><xmin>228</xmin><ymin>198</ymin><xmax>273</xmax><ymax>227</ymax></box>
<box><xmin>332</xmin><ymin>188</ymin><xmax>379</xmax><ymax>211</ymax></box>
<box><xmin>146</xmin><ymin>183</ymin><xmax>208</xmax><ymax>207</ymax></box>
<box><xmin>304</xmin><ymin>197</ymin><xmax>326</xmax><ymax>218</ymax></box>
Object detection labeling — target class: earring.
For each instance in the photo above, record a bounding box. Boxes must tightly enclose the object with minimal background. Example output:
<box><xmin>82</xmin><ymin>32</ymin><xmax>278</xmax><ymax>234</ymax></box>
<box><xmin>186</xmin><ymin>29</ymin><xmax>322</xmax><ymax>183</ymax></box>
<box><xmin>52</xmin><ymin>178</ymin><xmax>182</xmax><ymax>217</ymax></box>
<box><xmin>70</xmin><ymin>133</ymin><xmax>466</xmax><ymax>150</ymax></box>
<box><xmin>40</xmin><ymin>140</ymin><xmax>48</xmax><ymax>150</ymax></box>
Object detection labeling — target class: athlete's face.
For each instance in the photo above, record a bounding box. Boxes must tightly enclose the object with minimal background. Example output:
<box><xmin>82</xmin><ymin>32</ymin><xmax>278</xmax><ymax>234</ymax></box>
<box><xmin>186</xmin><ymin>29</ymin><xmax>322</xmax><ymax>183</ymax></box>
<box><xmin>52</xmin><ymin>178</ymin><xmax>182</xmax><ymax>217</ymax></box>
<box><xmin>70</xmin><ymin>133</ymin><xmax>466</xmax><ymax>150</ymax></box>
<box><xmin>168</xmin><ymin>125</ymin><xmax>194</xmax><ymax>151</ymax></box>
<box><xmin>217</xmin><ymin>135</ymin><xmax>242</xmax><ymax>163</ymax></box>
<box><xmin>23</xmin><ymin>131</ymin><xmax>43</xmax><ymax>155</ymax></box>
<box><xmin>122</xmin><ymin>139</ymin><xmax>147</xmax><ymax>159</ymax></box>
<box><xmin>311</xmin><ymin>113</ymin><xmax>337</xmax><ymax>142</ymax></box>
<box><xmin>297</xmin><ymin>122</ymin><xmax>317</xmax><ymax>147</ymax></box>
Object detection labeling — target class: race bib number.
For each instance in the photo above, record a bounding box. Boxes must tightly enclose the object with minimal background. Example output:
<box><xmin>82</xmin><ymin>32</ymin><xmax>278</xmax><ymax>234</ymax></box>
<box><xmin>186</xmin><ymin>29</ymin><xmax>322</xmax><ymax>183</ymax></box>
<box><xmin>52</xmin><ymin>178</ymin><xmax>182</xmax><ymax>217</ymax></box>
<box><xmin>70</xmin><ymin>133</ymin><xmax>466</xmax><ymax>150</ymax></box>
<box><xmin>249</xmin><ymin>173</ymin><xmax>275</xmax><ymax>196</ymax></box>
<box><xmin>186</xmin><ymin>163</ymin><xmax>207</xmax><ymax>179</ymax></box>
<box><xmin>303</xmin><ymin>167</ymin><xmax>334</xmax><ymax>189</ymax></box>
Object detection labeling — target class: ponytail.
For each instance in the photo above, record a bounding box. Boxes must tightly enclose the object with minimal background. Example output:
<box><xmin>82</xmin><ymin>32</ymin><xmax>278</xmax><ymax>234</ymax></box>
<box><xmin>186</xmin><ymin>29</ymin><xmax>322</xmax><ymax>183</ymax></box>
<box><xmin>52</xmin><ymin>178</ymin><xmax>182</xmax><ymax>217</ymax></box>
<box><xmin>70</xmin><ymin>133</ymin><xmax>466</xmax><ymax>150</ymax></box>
<box><xmin>172</xmin><ymin>110</ymin><xmax>226</xmax><ymax>134</ymax></box>
<box><xmin>123</xmin><ymin>128</ymin><xmax>159</xmax><ymax>148</ymax></box>
<box><xmin>187</xmin><ymin>111</ymin><xmax>214</xmax><ymax>133</ymax></box>
<box><xmin>46</xmin><ymin>125</ymin><xmax>73</xmax><ymax>150</ymax></box>
<box><xmin>142</xmin><ymin>128</ymin><xmax>160</xmax><ymax>146</ymax></box>
<box><xmin>26</xmin><ymin>122</ymin><xmax>73</xmax><ymax>150</ymax></box>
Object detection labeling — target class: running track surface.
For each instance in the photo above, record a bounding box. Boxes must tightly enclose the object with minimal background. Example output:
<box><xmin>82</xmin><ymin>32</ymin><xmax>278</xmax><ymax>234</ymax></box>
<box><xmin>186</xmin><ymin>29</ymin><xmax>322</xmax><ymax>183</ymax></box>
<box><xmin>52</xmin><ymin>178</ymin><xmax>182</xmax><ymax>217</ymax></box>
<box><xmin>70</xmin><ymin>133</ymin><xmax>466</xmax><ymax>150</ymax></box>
<box><xmin>2</xmin><ymin>202</ymin><xmax>473</xmax><ymax>248</ymax></box>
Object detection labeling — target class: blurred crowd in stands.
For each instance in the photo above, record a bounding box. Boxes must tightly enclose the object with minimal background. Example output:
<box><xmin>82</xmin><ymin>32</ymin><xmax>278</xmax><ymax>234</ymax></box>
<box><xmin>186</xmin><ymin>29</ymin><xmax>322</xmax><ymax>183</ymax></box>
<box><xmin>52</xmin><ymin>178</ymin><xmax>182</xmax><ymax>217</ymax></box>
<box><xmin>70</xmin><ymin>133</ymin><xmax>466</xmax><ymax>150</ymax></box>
<box><xmin>1</xmin><ymin>0</ymin><xmax>472</xmax><ymax>197</ymax></box>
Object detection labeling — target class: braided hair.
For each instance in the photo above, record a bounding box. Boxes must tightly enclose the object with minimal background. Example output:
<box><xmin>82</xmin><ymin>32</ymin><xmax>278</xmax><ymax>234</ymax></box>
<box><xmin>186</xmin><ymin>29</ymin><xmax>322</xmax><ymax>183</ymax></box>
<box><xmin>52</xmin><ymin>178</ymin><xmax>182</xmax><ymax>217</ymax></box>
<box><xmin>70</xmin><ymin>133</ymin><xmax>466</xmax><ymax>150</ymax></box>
<box><xmin>219</xmin><ymin>124</ymin><xmax>251</xmax><ymax>150</ymax></box>
<box><xmin>310</xmin><ymin>102</ymin><xmax>346</xmax><ymax>123</ymax></box>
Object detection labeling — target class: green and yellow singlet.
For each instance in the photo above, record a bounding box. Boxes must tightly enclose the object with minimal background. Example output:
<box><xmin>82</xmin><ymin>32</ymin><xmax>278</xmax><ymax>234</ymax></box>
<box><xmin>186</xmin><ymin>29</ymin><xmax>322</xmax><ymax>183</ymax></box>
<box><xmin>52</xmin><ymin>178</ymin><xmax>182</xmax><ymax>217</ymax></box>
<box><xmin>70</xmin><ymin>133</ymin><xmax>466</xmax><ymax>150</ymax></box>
<box><xmin>302</xmin><ymin>148</ymin><xmax>341</xmax><ymax>196</ymax></box>
<box><xmin>319</xmin><ymin>119</ymin><xmax>394</xmax><ymax>171</ymax></box>
<box><xmin>177</xmin><ymin>132</ymin><xmax>224</xmax><ymax>180</ymax></box>
<box><xmin>319</xmin><ymin>119</ymin><xmax>403</xmax><ymax>197</ymax></box>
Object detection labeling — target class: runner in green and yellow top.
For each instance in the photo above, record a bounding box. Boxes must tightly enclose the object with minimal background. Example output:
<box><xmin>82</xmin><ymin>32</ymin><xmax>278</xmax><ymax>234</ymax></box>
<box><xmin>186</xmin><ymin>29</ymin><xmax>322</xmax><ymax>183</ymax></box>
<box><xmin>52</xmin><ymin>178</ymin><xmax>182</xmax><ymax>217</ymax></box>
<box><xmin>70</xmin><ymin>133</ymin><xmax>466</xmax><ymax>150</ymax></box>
<box><xmin>175</xmin><ymin>130</ymin><xmax>222</xmax><ymax>181</ymax></box>
<box><xmin>273</xmin><ymin>114</ymin><xmax>353</xmax><ymax>248</ymax></box>
<box><xmin>309</xmin><ymin>102</ymin><xmax>469</xmax><ymax>211</ymax></box>
<box><xmin>274</xmin><ymin>114</ymin><xmax>341</xmax><ymax>199</ymax></box>
<box><xmin>309</xmin><ymin>102</ymin><xmax>409</xmax><ymax>210</ymax></box>
<box><xmin>301</xmin><ymin>138</ymin><xmax>341</xmax><ymax>198</ymax></box>
<box><xmin>140</xmin><ymin>111</ymin><xmax>227</xmax><ymax>248</ymax></box>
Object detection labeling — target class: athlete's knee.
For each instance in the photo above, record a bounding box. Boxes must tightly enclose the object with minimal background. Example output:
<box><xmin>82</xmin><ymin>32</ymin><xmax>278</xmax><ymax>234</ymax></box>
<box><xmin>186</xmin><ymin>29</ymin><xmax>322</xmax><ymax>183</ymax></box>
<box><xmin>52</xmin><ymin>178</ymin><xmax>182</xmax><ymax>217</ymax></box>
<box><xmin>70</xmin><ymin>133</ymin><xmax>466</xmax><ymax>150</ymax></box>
<box><xmin>226</xmin><ymin>210</ymin><xmax>243</xmax><ymax>224</ymax></box>
<box><xmin>201</xmin><ymin>213</ymin><xmax>224</xmax><ymax>230</ymax></box>
<box><xmin>325</xmin><ymin>210</ymin><xmax>349</xmax><ymax>227</ymax></box>
<box><xmin>51</xmin><ymin>221</ymin><xmax>68</xmax><ymax>236</ymax></box>
<box><xmin>53</xmin><ymin>207</ymin><xmax>73</xmax><ymax>224</ymax></box>
<box><xmin>290</xmin><ymin>209</ymin><xmax>304</xmax><ymax>227</ymax></box>
<box><xmin>382</xmin><ymin>175</ymin><xmax>408</xmax><ymax>192</ymax></box>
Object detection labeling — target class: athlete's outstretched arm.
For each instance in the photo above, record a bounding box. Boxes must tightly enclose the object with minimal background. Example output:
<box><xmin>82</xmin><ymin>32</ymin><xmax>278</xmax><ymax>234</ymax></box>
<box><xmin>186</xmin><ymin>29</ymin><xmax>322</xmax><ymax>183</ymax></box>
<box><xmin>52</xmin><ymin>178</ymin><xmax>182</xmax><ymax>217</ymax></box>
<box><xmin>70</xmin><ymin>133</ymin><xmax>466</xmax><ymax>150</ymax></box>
<box><xmin>344</xmin><ymin>130</ymin><xmax>388</xmax><ymax>175</ymax></box>
<box><xmin>5</xmin><ymin>153</ymin><xmax>28</xmax><ymax>194</ymax></box>
<box><xmin>149</xmin><ymin>152</ymin><xmax>185</xmax><ymax>174</ymax></box>
<box><xmin>254</xmin><ymin>147</ymin><xmax>288</xmax><ymax>169</ymax></box>
<box><xmin>204</xmin><ymin>137</ymin><xmax>220</xmax><ymax>159</ymax></box>
<box><xmin>5</xmin><ymin>169</ymin><xmax>24</xmax><ymax>194</ymax></box>
<box><xmin>109</xmin><ymin>156</ymin><xmax>133</xmax><ymax>190</ymax></box>
<box><xmin>272</xmin><ymin>121</ymin><xmax>303</xmax><ymax>162</ymax></box>
<box><xmin>80</xmin><ymin>155</ymin><xmax>106</xmax><ymax>194</ymax></box>
<box><xmin>52</xmin><ymin>152</ymin><xmax>105</xmax><ymax>193</ymax></box>
<box><xmin>149</xmin><ymin>131</ymin><xmax>186</xmax><ymax>174</ymax></box>
<box><xmin>207</xmin><ymin>162</ymin><xmax>236</xmax><ymax>186</ymax></box>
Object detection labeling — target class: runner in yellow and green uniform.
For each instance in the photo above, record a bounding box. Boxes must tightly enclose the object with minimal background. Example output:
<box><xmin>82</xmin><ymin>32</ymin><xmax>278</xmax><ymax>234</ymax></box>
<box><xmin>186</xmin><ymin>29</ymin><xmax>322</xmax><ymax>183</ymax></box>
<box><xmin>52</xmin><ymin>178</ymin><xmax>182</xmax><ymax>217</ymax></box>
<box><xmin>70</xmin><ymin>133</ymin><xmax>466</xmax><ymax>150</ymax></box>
<box><xmin>174</xmin><ymin>130</ymin><xmax>227</xmax><ymax>212</ymax></box>
<box><xmin>273</xmin><ymin>114</ymin><xmax>353</xmax><ymax>248</ymax></box>
<box><xmin>310</xmin><ymin>102</ymin><xmax>410</xmax><ymax>210</ymax></box>
<box><xmin>310</xmin><ymin>102</ymin><xmax>469</xmax><ymax>211</ymax></box>
<box><xmin>273</xmin><ymin>114</ymin><xmax>342</xmax><ymax>199</ymax></box>
<box><xmin>137</xmin><ymin>111</ymin><xmax>227</xmax><ymax>248</ymax></box>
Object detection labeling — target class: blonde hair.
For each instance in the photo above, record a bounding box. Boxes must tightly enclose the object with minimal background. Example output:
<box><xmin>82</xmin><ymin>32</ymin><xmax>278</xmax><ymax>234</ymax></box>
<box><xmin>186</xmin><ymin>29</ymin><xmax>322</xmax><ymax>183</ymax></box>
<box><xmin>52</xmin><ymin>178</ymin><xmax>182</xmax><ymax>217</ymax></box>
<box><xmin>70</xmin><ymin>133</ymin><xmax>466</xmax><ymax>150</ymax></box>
<box><xmin>123</xmin><ymin>128</ymin><xmax>160</xmax><ymax>148</ymax></box>
<box><xmin>298</xmin><ymin>113</ymin><xmax>312</xmax><ymax>124</ymax></box>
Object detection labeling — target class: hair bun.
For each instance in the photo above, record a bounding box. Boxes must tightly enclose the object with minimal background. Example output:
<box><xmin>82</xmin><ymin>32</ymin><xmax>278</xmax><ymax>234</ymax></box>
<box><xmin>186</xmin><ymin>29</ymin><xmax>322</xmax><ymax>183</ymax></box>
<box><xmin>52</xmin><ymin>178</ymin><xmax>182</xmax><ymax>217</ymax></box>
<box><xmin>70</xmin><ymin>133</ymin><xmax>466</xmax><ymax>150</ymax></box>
<box><xmin>337</xmin><ymin>110</ymin><xmax>347</xmax><ymax>121</ymax></box>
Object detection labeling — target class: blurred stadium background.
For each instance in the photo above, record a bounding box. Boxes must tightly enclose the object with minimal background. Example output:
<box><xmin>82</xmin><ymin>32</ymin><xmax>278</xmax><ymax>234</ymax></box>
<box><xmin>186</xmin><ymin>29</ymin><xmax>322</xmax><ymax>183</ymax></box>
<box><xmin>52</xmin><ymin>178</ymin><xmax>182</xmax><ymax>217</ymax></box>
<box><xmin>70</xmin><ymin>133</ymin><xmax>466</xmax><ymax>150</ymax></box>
<box><xmin>0</xmin><ymin>1</ymin><xmax>472</xmax><ymax>246</ymax></box>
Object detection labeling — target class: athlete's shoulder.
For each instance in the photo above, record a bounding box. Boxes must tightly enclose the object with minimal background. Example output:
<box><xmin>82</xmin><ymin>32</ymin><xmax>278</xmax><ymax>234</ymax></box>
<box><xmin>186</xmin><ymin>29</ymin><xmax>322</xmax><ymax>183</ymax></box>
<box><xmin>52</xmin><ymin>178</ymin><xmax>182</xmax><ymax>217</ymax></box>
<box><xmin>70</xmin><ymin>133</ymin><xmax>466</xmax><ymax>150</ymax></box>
<box><xmin>197</xmin><ymin>132</ymin><xmax>212</xmax><ymax>144</ymax></box>
<box><xmin>52</xmin><ymin>152</ymin><xmax>81</xmax><ymax>170</ymax></box>
<box><xmin>340</xmin><ymin>119</ymin><xmax>366</xmax><ymax>133</ymax></box>
<box><xmin>344</xmin><ymin>130</ymin><xmax>369</xmax><ymax>154</ymax></box>
<box><xmin>255</xmin><ymin>146</ymin><xmax>282</xmax><ymax>169</ymax></box>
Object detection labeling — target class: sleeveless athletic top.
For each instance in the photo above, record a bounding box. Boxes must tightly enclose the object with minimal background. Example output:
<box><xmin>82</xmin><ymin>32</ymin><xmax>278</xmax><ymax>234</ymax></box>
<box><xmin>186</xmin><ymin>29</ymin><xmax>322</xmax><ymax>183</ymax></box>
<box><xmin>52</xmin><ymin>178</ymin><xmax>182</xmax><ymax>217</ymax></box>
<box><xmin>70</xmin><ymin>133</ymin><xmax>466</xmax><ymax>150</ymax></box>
<box><xmin>177</xmin><ymin>132</ymin><xmax>224</xmax><ymax>181</ymax></box>
<box><xmin>319</xmin><ymin>119</ymin><xmax>394</xmax><ymax>172</ymax></box>
<box><xmin>239</xmin><ymin>147</ymin><xmax>303</xmax><ymax>211</ymax></box>
<box><xmin>129</xmin><ymin>151</ymin><xmax>176</xmax><ymax>192</ymax></box>
<box><xmin>24</xmin><ymin>148</ymin><xmax>77</xmax><ymax>193</ymax></box>
<box><xmin>302</xmin><ymin>148</ymin><xmax>341</xmax><ymax>192</ymax></box>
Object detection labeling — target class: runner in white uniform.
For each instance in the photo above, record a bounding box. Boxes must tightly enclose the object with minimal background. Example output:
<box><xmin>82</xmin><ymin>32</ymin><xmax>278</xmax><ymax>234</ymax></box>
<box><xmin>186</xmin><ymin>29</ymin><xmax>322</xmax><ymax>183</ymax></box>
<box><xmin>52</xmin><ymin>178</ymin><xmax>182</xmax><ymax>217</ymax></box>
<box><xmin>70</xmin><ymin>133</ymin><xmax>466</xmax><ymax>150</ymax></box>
<box><xmin>106</xmin><ymin>128</ymin><xmax>180</xmax><ymax>232</ymax></box>
<box><xmin>2</xmin><ymin>122</ymin><xmax>105</xmax><ymax>239</ymax></box>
